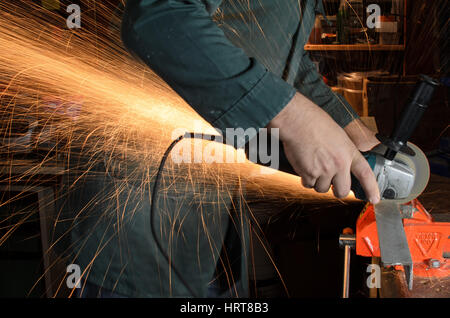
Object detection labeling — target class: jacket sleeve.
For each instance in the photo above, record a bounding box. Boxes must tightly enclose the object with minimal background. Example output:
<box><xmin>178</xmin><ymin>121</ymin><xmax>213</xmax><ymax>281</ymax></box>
<box><xmin>121</xmin><ymin>0</ymin><xmax>296</xmax><ymax>147</ymax></box>
<box><xmin>294</xmin><ymin>51</ymin><xmax>359</xmax><ymax>128</ymax></box>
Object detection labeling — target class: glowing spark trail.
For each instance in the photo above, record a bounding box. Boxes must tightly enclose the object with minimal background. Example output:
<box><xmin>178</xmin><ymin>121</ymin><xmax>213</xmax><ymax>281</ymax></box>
<box><xmin>0</xmin><ymin>1</ymin><xmax>363</xmax><ymax>297</ymax></box>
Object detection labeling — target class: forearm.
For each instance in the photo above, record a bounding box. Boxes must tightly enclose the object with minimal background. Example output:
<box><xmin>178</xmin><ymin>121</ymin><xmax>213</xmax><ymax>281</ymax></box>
<box><xmin>270</xmin><ymin>93</ymin><xmax>378</xmax><ymax>147</ymax></box>
<box><xmin>292</xmin><ymin>53</ymin><xmax>380</xmax><ymax>151</ymax></box>
<box><xmin>295</xmin><ymin>52</ymin><xmax>359</xmax><ymax>128</ymax></box>
<box><xmin>343</xmin><ymin>118</ymin><xmax>379</xmax><ymax>152</ymax></box>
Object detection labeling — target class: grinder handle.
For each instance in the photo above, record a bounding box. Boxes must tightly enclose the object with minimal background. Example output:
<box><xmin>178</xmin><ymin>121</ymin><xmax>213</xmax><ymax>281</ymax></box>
<box><xmin>384</xmin><ymin>75</ymin><xmax>439</xmax><ymax>160</ymax></box>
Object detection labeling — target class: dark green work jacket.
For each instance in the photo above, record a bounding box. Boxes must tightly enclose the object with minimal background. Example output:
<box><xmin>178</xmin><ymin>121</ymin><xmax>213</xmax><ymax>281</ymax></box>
<box><xmin>65</xmin><ymin>0</ymin><xmax>359</xmax><ymax>298</ymax></box>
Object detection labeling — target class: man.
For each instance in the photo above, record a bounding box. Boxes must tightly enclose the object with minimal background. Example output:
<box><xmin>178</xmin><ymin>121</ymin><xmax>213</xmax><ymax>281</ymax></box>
<box><xmin>120</xmin><ymin>0</ymin><xmax>380</xmax><ymax>202</ymax></box>
<box><xmin>71</xmin><ymin>0</ymin><xmax>380</xmax><ymax>298</ymax></box>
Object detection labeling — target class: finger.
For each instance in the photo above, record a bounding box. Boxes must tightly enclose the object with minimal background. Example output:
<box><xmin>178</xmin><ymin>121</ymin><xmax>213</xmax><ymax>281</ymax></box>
<box><xmin>350</xmin><ymin>152</ymin><xmax>380</xmax><ymax>204</ymax></box>
<box><xmin>331</xmin><ymin>169</ymin><xmax>351</xmax><ymax>198</ymax></box>
<box><xmin>301</xmin><ymin>176</ymin><xmax>316</xmax><ymax>189</ymax></box>
<box><xmin>314</xmin><ymin>175</ymin><xmax>333</xmax><ymax>193</ymax></box>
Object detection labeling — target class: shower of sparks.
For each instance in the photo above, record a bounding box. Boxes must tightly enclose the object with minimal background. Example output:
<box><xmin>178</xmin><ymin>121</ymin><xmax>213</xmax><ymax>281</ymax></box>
<box><xmin>0</xmin><ymin>0</ymin><xmax>370</xmax><ymax>298</ymax></box>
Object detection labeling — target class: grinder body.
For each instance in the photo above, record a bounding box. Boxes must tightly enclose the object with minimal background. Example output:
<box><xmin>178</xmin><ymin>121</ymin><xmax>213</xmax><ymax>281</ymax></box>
<box><xmin>351</xmin><ymin>75</ymin><xmax>439</xmax><ymax>203</ymax></box>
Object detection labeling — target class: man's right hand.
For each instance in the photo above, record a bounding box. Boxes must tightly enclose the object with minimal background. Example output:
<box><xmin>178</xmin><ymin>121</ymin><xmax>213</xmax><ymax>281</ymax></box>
<box><xmin>267</xmin><ymin>92</ymin><xmax>380</xmax><ymax>204</ymax></box>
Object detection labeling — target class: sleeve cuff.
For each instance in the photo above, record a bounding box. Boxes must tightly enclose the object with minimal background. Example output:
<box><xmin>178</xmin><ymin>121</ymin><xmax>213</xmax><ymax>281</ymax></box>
<box><xmin>212</xmin><ymin>70</ymin><xmax>296</xmax><ymax>148</ymax></box>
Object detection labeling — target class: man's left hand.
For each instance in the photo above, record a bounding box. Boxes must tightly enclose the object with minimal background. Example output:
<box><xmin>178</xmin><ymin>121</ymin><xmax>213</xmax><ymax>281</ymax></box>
<box><xmin>344</xmin><ymin>119</ymin><xmax>380</xmax><ymax>152</ymax></box>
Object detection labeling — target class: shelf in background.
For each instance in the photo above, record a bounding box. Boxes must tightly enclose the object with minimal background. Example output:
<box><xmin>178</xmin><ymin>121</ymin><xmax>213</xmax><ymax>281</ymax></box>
<box><xmin>304</xmin><ymin>44</ymin><xmax>405</xmax><ymax>51</ymax></box>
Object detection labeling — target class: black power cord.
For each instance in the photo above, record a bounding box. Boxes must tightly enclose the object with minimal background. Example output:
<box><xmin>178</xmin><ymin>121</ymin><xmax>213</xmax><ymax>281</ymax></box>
<box><xmin>150</xmin><ymin>132</ymin><xmax>223</xmax><ymax>297</ymax></box>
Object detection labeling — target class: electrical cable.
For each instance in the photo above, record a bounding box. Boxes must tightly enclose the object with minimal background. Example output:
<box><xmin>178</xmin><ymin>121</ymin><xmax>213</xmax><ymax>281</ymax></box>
<box><xmin>150</xmin><ymin>132</ymin><xmax>223</xmax><ymax>297</ymax></box>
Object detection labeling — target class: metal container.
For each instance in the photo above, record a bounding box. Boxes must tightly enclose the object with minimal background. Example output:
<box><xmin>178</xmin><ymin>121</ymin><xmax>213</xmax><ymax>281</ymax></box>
<box><xmin>337</xmin><ymin>71</ymin><xmax>388</xmax><ymax>115</ymax></box>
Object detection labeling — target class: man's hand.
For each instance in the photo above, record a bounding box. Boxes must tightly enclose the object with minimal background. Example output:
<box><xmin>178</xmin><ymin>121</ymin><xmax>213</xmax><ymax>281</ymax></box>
<box><xmin>267</xmin><ymin>92</ymin><xmax>380</xmax><ymax>204</ymax></box>
<box><xmin>343</xmin><ymin>118</ymin><xmax>380</xmax><ymax>152</ymax></box>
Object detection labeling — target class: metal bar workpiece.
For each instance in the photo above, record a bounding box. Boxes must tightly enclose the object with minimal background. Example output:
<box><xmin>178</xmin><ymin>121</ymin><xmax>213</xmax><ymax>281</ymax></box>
<box><xmin>374</xmin><ymin>201</ymin><xmax>413</xmax><ymax>290</ymax></box>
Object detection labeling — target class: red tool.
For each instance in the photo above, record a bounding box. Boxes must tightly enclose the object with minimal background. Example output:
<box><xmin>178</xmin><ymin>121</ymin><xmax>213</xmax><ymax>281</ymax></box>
<box><xmin>356</xmin><ymin>199</ymin><xmax>450</xmax><ymax>279</ymax></box>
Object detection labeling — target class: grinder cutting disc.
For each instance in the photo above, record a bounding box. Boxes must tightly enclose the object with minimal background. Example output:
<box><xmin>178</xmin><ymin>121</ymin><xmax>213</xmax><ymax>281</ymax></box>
<box><xmin>394</xmin><ymin>142</ymin><xmax>430</xmax><ymax>204</ymax></box>
<box><xmin>372</xmin><ymin>142</ymin><xmax>430</xmax><ymax>204</ymax></box>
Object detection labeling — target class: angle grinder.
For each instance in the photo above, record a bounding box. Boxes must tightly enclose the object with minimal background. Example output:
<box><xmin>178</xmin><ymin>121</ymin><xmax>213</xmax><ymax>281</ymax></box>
<box><xmin>351</xmin><ymin>75</ymin><xmax>440</xmax><ymax>203</ymax></box>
